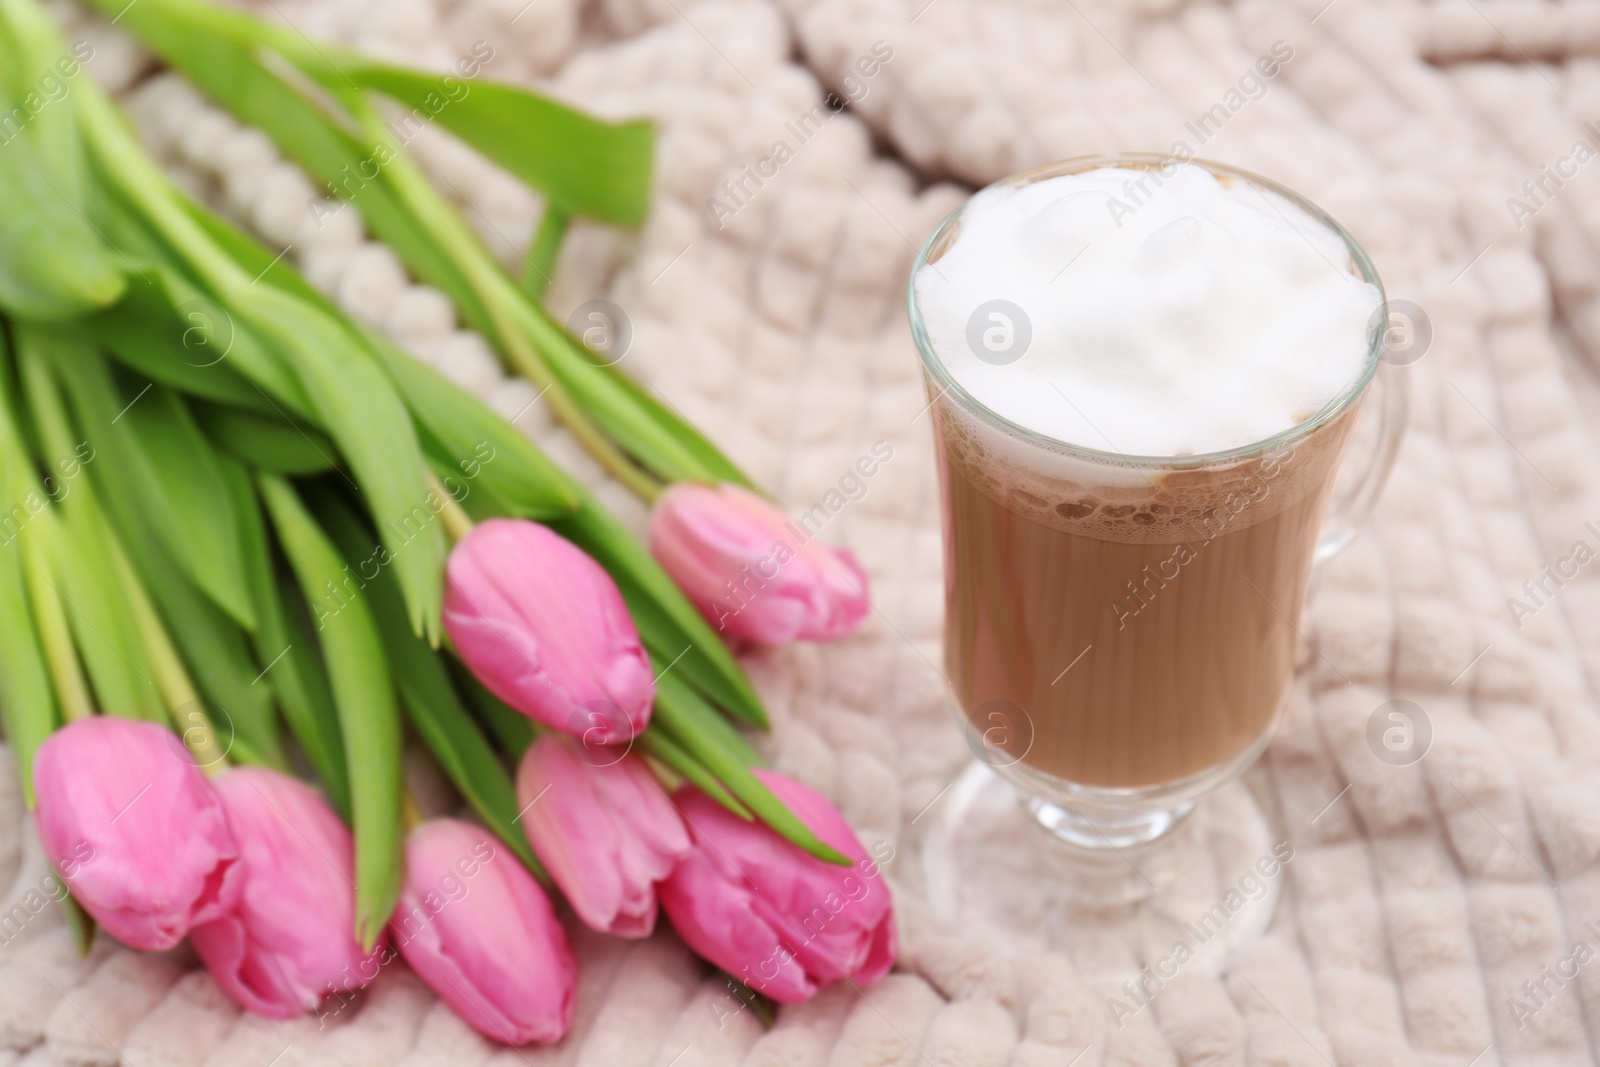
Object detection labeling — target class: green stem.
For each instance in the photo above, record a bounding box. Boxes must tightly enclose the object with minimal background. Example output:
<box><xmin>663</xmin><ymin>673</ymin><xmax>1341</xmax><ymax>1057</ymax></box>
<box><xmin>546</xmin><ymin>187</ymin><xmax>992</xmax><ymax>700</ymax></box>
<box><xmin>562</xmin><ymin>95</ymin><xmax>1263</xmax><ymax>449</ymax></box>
<box><xmin>20</xmin><ymin>526</ymin><xmax>91</xmax><ymax>723</ymax></box>
<box><xmin>521</xmin><ymin>204</ymin><xmax>568</xmax><ymax>301</ymax></box>
<box><xmin>15</xmin><ymin>328</ymin><xmax>167</xmax><ymax>723</ymax></box>
<box><xmin>103</xmin><ymin>527</ymin><xmax>229</xmax><ymax>773</ymax></box>
<box><xmin>344</xmin><ymin>99</ymin><xmax>661</xmax><ymax>501</ymax></box>
<box><xmin>80</xmin><ymin>67</ymin><xmax>445</xmax><ymax>645</ymax></box>
<box><xmin>72</xmin><ymin>82</ymin><xmax>247</xmax><ymax>293</ymax></box>
<box><xmin>0</xmin><ymin>344</ymin><xmax>87</xmax><ymax>729</ymax></box>
<box><xmin>424</xmin><ymin>471</ymin><xmax>475</xmax><ymax>543</ymax></box>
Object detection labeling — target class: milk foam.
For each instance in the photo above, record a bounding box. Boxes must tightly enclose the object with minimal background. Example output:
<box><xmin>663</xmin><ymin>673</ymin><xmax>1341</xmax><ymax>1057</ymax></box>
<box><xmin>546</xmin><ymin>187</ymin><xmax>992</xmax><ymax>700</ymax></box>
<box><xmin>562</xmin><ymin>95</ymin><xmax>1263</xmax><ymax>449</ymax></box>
<box><xmin>914</xmin><ymin>164</ymin><xmax>1382</xmax><ymax>458</ymax></box>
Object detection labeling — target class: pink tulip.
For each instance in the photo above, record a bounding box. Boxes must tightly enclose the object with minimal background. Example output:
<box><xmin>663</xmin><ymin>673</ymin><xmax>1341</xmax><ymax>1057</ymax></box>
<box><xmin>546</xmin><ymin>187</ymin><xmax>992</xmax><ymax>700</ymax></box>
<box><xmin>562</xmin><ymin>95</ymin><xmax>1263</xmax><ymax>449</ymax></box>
<box><xmin>390</xmin><ymin>819</ymin><xmax>575</xmax><ymax>1045</ymax></box>
<box><xmin>443</xmin><ymin>518</ymin><xmax>654</xmax><ymax>744</ymax></box>
<box><xmin>189</xmin><ymin>768</ymin><xmax>384</xmax><ymax>1018</ymax></box>
<box><xmin>517</xmin><ymin>735</ymin><xmax>690</xmax><ymax>938</ymax></box>
<box><xmin>32</xmin><ymin>718</ymin><xmax>241</xmax><ymax>951</ymax></box>
<box><xmin>648</xmin><ymin>483</ymin><xmax>870</xmax><ymax>645</ymax></box>
<box><xmin>658</xmin><ymin>769</ymin><xmax>896</xmax><ymax>1003</ymax></box>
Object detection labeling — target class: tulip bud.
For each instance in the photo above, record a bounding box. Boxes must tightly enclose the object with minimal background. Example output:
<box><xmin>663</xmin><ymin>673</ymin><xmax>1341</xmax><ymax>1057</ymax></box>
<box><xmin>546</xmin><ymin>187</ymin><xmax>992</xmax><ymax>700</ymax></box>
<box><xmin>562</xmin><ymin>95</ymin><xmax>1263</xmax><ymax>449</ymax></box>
<box><xmin>648</xmin><ymin>483</ymin><xmax>869</xmax><ymax>645</ymax></box>
<box><xmin>517</xmin><ymin>735</ymin><xmax>689</xmax><ymax>938</ymax></box>
<box><xmin>390</xmin><ymin>819</ymin><xmax>575</xmax><ymax>1045</ymax></box>
<box><xmin>658</xmin><ymin>770</ymin><xmax>896</xmax><ymax>1003</ymax></box>
<box><xmin>32</xmin><ymin>718</ymin><xmax>241</xmax><ymax>952</ymax></box>
<box><xmin>189</xmin><ymin>768</ymin><xmax>384</xmax><ymax>1018</ymax></box>
<box><xmin>443</xmin><ymin>519</ymin><xmax>654</xmax><ymax>744</ymax></box>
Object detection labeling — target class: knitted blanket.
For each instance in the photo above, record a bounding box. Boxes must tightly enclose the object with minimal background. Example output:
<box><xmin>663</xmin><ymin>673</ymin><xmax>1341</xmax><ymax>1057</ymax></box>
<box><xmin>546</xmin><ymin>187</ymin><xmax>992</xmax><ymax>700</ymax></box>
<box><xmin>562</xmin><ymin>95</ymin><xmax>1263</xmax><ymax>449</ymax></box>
<box><xmin>2</xmin><ymin>0</ymin><xmax>1597</xmax><ymax>1063</ymax></box>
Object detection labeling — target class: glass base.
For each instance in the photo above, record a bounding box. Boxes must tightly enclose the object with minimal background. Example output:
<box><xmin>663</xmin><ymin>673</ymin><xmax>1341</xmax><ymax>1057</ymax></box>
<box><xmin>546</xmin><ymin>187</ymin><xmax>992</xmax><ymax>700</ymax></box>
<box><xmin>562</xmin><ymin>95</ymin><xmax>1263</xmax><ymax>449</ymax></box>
<box><xmin>1025</xmin><ymin>792</ymin><xmax>1195</xmax><ymax>849</ymax></box>
<box><xmin>922</xmin><ymin>762</ymin><xmax>1283</xmax><ymax>980</ymax></box>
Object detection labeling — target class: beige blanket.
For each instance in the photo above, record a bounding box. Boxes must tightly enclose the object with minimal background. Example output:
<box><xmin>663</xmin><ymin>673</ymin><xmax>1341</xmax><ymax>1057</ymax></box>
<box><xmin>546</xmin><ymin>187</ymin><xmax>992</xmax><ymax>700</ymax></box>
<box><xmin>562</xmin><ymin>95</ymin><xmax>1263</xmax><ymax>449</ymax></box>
<box><xmin>2</xmin><ymin>0</ymin><xmax>1597</xmax><ymax>1063</ymax></box>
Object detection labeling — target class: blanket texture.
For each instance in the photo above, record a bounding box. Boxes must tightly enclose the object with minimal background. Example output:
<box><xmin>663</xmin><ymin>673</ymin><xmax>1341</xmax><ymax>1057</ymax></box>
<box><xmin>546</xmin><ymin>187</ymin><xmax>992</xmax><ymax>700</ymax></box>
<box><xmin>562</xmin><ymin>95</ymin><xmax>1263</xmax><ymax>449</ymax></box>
<box><xmin>2</xmin><ymin>0</ymin><xmax>1598</xmax><ymax>1063</ymax></box>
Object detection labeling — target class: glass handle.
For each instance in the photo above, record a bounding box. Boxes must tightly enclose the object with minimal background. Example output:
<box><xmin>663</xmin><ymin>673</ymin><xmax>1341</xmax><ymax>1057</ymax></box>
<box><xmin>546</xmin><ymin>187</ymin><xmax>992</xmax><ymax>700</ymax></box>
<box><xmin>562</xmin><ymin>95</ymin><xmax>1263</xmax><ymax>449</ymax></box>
<box><xmin>1315</xmin><ymin>361</ymin><xmax>1409</xmax><ymax>563</ymax></box>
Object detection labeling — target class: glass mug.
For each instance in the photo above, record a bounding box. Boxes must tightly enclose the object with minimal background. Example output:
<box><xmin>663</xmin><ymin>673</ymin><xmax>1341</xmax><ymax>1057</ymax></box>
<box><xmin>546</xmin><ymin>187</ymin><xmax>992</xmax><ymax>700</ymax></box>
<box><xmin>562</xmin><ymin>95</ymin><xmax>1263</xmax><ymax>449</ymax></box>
<box><xmin>908</xmin><ymin>155</ymin><xmax>1407</xmax><ymax>951</ymax></box>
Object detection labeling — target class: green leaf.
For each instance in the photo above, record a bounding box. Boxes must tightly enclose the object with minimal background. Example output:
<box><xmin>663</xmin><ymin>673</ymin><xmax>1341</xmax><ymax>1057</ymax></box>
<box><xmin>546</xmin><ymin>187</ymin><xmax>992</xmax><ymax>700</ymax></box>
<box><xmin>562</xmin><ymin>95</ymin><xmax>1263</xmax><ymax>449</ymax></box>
<box><xmin>224</xmin><ymin>459</ymin><xmax>353</xmax><ymax>820</ymax></box>
<box><xmin>264</xmin><ymin>566</ymin><xmax>352</xmax><ymax>821</ymax></box>
<box><xmin>86</xmin><ymin>0</ymin><xmax>653</xmax><ymax>226</ymax></box>
<box><xmin>170</xmin><ymin>194</ymin><xmax>577</xmax><ymax>524</ymax></box>
<box><xmin>366</xmin><ymin>331</ymin><xmax>577</xmax><ymax>521</ymax></box>
<box><xmin>630</xmin><ymin>589</ymin><xmax>763</xmax><ymax>727</ymax></box>
<box><xmin>103</xmin><ymin>522</ymin><xmax>239</xmax><ymax>768</ymax></box>
<box><xmin>52</xmin><ymin>491</ymin><xmax>166</xmax><ymax>721</ymax></box>
<box><xmin>178</xmin><ymin>197</ymin><xmax>580</xmax><ymax>524</ymax></box>
<box><xmin>106</xmin><ymin>379</ymin><xmax>257</xmax><ymax>630</ymax></box>
<box><xmin>550</xmin><ymin>485</ymin><xmax>766</xmax><ymax>727</ymax></box>
<box><xmin>181</xmin><ymin>199</ymin><xmax>330</xmax><ymax>307</ymax></box>
<box><xmin>69</xmin><ymin>71</ymin><xmax>445</xmax><ymax>644</ymax></box>
<box><xmin>94</xmin><ymin>0</ymin><xmax>745</xmax><ymax>494</ymax></box>
<box><xmin>513</xmin><ymin>298</ymin><xmax>754</xmax><ymax>488</ymax></box>
<box><xmin>0</xmin><ymin>339</ymin><xmax>92</xmax><ymax>726</ymax></box>
<box><xmin>0</xmin><ymin>0</ymin><xmax>93</xmax><ymax>208</ymax></box>
<box><xmin>82</xmin><ymin>459</ymin><xmax>286</xmax><ymax>769</ymax></box>
<box><xmin>75</xmin><ymin>0</ymin><xmax>747</xmax><ymax>652</ymax></box>
<box><xmin>44</xmin><ymin>348</ymin><xmax>290</xmax><ymax>768</ymax></box>
<box><xmin>0</xmin><ymin>114</ymin><xmax>123</xmax><ymax>320</ymax></box>
<box><xmin>226</xmin><ymin>290</ymin><xmax>446</xmax><ymax>642</ymax></box>
<box><xmin>259</xmin><ymin>474</ymin><xmax>402</xmax><ymax>949</ymax></box>
<box><xmin>84</xmin><ymin>269</ymin><xmax>283</xmax><ymax>416</ymax></box>
<box><xmin>29</xmin><ymin>348</ymin><xmax>224</xmax><ymax>751</ymax></box>
<box><xmin>652</xmin><ymin>661</ymin><xmax>762</xmax><ymax>767</ymax></box>
<box><xmin>344</xmin><ymin>105</ymin><xmax>736</xmax><ymax>492</ymax></box>
<box><xmin>119</xmin><ymin>529</ymin><xmax>286</xmax><ymax>770</ymax></box>
<box><xmin>637</xmin><ymin>726</ymin><xmax>749</xmax><ymax>820</ymax></box>
<box><xmin>46</xmin><ymin>347</ymin><xmax>258</xmax><ymax>630</ymax></box>
<box><xmin>651</xmin><ymin>671</ymin><xmax>846</xmax><ymax>865</ymax></box>
<box><xmin>90</xmin><ymin>204</ymin><xmax>340</xmax><ymax>479</ymax></box>
<box><xmin>0</xmin><ymin>335</ymin><xmax>59</xmax><ymax>805</ymax></box>
<box><xmin>197</xmin><ymin>403</ymin><xmax>338</xmax><ymax>475</ymax></box>
<box><xmin>14</xmin><ymin>327</ymin><xmax>164</xmax><ymax>722</ymax></box>
<box><xmin>447</xmin><ymin>657</ymin><xmax>535</xmax><ymax>762</ymax></box>
<box><xmin>345</xmin><ymin>66</ymin><xmax>653</xmax><ymax>225</ymax></box>
<box><xmin>315</xmin><ymin>491</ymin><xmax>547</xmax><ymax>882</ymax></box>
<box><xmin>590</xmin><ymin>351</ymin><xmax>756</xmax><ymax>488</ymax></box>
<box><xmin>98</xmin><ymin>3</ymin><xmax>492</xmax><ymax>335</ymax></box>
<box><xmin>0</xmin><ymin>0</ymin><xmax>123</xmax><ymax>320</ymax></box>
<box><xmin>91</xmin><ymin>185</ymin><xmax>320</xmax><ymax>419</ymax></box>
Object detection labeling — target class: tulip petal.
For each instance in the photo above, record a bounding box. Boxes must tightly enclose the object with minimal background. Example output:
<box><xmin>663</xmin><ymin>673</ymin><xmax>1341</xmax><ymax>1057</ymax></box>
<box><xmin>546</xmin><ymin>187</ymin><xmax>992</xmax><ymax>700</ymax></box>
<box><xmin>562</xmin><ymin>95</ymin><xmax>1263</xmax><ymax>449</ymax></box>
<box><xmin>591</xmin><ymin>754</ymin><xmax>689</xmax><ymax>936</ymax></box>
<box><xmin>393</xmin><ymin>820</ymin><xmax>575</xmax><ymax>1045</ymax></box>
<box><xmin>802</xmin><ymin>547</ymin><xmax>871</xmax><ymax>640</ymax></box>
<box><xmin>659</xmin><ymin>770</ymin><xmax>897</xmax><ymax>1004</ymax></box>
<box><xmin>648</xmin><ymin>484</ymin><xmax>870</xmax><ymax>646</ymax></box>
<box><xmin>658</xmin><ymin>850</ymin><xmax>817</xmax><ymax>1004</ymax></box>
<box><xmin>855</xmin><ymin>909</ymin><xmax>899</xmax><ymax>987</ymax></box>
<box><xmin>519</xmin><ymin>745</ymin><xmax>623</xmax><ymax>932</ymax></box>
<box><xmin>32</xmin><ymin>718</ymin><xmax>241</xmax><ymax>953</ymax></box>
<box><xmin>190</xmin><ymin>768</ymin><xmax>384</xmax><ymax>1018</ymax></box>
<box><xmin>444</xmin><ymin>520</ymin><xmax>653</xmax><ymax>742</ymax></box>
<box><xmin>189</xmin><ymin>913</ymin><xmax>305</xmax><ymax>1019</ymax></box>
<box><xmin>518</xmin><ymin>737</ymin><xmax>688</xmax><ymax>939</ymax></box>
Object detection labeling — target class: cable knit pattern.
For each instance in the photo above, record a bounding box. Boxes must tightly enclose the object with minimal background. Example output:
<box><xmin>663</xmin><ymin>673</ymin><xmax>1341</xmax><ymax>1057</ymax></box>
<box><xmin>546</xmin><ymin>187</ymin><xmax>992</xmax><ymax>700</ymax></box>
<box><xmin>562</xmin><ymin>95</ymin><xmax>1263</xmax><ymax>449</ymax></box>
<box><xmin>0</xmin><ymin>0</ymin><xmax>1596</xmax><ymax>1062</ymax></box>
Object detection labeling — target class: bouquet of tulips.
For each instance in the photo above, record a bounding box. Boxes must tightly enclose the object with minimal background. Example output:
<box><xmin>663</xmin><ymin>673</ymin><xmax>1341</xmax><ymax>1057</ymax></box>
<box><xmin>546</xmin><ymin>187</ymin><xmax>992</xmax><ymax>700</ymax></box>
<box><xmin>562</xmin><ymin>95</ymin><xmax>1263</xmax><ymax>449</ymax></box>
<box><xmin>0</xmin><ymin>0</ymin><xmax>893</xmax><ymax>1043</ymax></box>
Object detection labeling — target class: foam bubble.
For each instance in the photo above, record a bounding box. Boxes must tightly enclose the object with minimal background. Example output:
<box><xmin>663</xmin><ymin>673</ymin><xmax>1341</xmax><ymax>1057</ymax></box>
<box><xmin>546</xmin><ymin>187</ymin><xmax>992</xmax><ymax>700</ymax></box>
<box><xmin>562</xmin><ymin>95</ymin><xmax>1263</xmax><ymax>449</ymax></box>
<box><xmin>914</xmin><ymin>164</ymin><xmax>1381</xmax><ymax>458</ymax></box>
